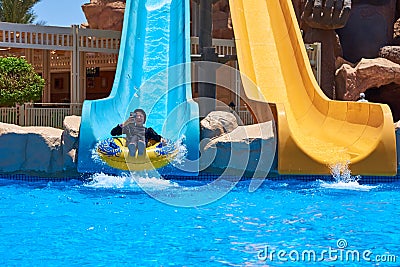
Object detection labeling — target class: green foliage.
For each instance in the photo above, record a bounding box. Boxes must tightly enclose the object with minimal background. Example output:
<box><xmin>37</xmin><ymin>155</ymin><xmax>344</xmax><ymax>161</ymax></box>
<box><xmin>0</xmin><ymin>56</ymin><xmax>44</xmax><ymax>107</ymax></box>
<box><xmin>0</xmin><ymin>0</ymin><xmax>41</xmax><ymax>24</ymax></box>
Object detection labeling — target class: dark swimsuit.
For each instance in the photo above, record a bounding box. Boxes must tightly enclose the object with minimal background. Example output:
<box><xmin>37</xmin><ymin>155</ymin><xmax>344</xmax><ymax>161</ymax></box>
<box><xmin>110</xmin><ymin>124</ymin><xmax>162</xmax><ymax>146</ymax></box>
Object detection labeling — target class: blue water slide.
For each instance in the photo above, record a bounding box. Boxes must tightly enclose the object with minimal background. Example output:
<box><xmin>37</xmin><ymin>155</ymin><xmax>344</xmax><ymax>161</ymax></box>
<box><xmin>77</xmin><ymin>0</ymin><xmax>199</xmax><ymax>175</ymax></box>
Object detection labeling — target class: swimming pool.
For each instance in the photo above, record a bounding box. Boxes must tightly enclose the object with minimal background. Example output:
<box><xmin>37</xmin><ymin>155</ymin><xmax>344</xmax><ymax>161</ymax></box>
<box><xmin>0</xmin><ymin>174</ymin><xmax>399</xmax><ymax>266</ymax></box>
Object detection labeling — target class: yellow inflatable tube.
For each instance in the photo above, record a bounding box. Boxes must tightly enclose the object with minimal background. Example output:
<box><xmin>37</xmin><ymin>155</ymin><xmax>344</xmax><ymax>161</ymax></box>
<box><xmin>97</xmin><ymin>137</ymin><xmax>178</xmax><ymax>171</ymax></box>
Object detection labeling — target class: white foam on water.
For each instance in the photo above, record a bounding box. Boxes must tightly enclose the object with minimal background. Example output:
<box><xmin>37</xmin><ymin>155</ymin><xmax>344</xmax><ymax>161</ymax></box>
<box><xmin>319</xmin><ymin>180</ymin><xmax>377</xmax><ymax>191</ymax></box>
<box><xmin>84</xmin><ymin>136</ymin><xmax>236</xmax><ymax>207</ymax></box>
<box><xmin>318</xmin><ymin>161</ymin><xmax>377</xmax><ymax>191</ymax></box>
<box><xmin>84</xmin><ymin>172</ymin><xmax>178</xmax><ymax>191</ymax></box>
<box><xmin>169</xmin><ymin>136</ymin><xmax>188</xmax><ymax>165</ymax></box>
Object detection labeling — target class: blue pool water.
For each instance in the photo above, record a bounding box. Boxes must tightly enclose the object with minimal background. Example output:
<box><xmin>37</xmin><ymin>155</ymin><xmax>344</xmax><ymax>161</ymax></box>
<box><xmin>0</xmin><ymin>174</ymin><xmax>399</xmax><ymax>266</ymax></box>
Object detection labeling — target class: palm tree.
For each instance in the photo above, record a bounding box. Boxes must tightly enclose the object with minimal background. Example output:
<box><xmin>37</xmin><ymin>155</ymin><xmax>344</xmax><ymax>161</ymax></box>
<box><xmin>0</xmin><ymin>0</ymin><xmax>41</xmax><ymax>24</ymax></box>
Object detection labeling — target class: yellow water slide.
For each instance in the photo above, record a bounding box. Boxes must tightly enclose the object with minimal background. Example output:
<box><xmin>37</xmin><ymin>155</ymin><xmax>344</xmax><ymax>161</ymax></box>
<box><xmin>229</xmin><ymin>0</ymin><xmax>397</xmax><ymax>175</ymax></box>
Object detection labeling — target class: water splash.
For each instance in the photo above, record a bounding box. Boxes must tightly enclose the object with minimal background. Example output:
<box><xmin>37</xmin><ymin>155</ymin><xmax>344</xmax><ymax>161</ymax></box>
<box><xmin>85</xmin><ymin>136</ymin><xmax>241</xmax><ymax>207</ymax></box>
<box><xmin>319</xmin><ymin>161</ymin><xmax>377</xmax><ymax>191</ymax></box>
<box><xmin>85</xmin><ymin>136</ymin><xmax>188</xmax><ymax>190</ymax></box>
<box><xmin>91</xmin><ymin>143</ymin><xmax>106</xmax><ymax>166</ymax></box>
<box><xmin>330</xmin><ymin>161</ymin><xmax>360</xmax><ymax>183</ymax></box>
<box><xmin>169</xmin><ymin>136</ymin><xmax>188</xmax><ymax>165</ymax></box>
<box><xmin>84</xmin><ymin>172</ymin><xmax>178</xmax><ymax>191</ymax></box>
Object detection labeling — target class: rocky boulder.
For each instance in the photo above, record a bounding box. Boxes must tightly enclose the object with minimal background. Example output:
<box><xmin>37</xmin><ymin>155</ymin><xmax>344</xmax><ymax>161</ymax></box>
<box><xmin>61</xmin><ymin>116</ymin><xmax>81</xmax><ymax>171</ymax></box>
<box><xmin>0</xmin><ymin>116</ymin><xmax>80</xmax><ymax>174</ymax></box>
<box><xmin>200</xmin><ymin>121</ymin><xmax>276</xmax><ymax>178</ymax></box>
<box><xmin>212</xmin><ymin>0</ymin><xmax>233</xmax><ymax>39</ymax></box>
<box><xmin>200</xmin><ymin>111</ymin><xmax>238</xmax><ymax>140</ymax></box>
<box><xmin>379</xmin><ymin>46</ymin><xmax>400</xmax><ymax>65</ymax></box>
<box><xmin>335</xmin><ymin>58</ymin><xmax>400</xmax><ymax>101</ymax></box>
<box><xmin>82</xmin><ymin>0</ymin><xmax>125</xmax><ymax>31</ymax></box>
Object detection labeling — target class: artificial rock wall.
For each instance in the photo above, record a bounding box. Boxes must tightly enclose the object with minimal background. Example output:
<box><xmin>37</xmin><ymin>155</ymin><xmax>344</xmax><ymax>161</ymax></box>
<box><xmin>0</xmin><ymin>116</ymin><xmax>80</xmax><ymax>174</ymax></box>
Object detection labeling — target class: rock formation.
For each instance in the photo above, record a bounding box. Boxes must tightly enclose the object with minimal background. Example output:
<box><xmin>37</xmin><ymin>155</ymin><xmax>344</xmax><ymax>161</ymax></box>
<box><xmin>200</xmin><ymin>111</ymin><xmax>238</xmax><ymax>140</ymax></box>
<box><xmin>299</xmin><ymin>0</ymin><xmax>400</xmax><ymax>121</ymax></box>
<box><xmin>81</xmin><ymin>0</ymin><xmax>126</xmax><ymax>31</ymax></box>
<box><xmin>211</xmin><ymin>0</ymin><xmax>233</xmax><ymax>39</ymax></box>
<box><xmin>62</xmin><ymin>116</ymin><xmax>81</xmax><ymax>171</ymax></box>
<box><xmin>0</xmin><ymin>116</ymin><xmax>80</xmax><ymax>174</ymax></box>
<box><xmin>201</xmin><ymin>121</ymin><xmax>276</xmax><ymax>178</ymax></box>
<box><xmin>335</xmin><ymin>57</ymin><xmax>400</xmax><ymax>101</ymax></box>
<box><xmin>334</xmin><ymin>46</ymin><xmax>400</xmax><ymax>122</ymax></box>
<box><xmin>380</xmin><ymin>46</ymin><xmax>400</xmax><ymax>65</ymax></box>
<box><xmin>299</xmin><ymin>0</ymin><xmax>350</xmax><ymax>99</ymax></box>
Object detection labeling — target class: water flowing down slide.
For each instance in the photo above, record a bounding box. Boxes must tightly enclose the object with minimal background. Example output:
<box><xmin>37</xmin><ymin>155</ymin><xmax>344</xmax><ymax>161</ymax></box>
<box><xmin>229</xmin><ymin>0</ymin><xmax>397</xmax><ymax>175</ymax></box>
<box><xmin>78</xmin><ymin>0</ymin><xmax>199</xmax><ymax>175</ymax></box>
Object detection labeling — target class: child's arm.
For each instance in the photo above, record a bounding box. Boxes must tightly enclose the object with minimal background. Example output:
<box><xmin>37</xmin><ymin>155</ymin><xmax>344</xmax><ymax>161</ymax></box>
<box><xmin>110</xmin><ymin>124</ymin><xmax>123</xmax><ymax>136</ymax></box>
<box><xmin>145</xmin><ymin>127</ymin><xmax>162</xmax><ymax>142</ymax></box>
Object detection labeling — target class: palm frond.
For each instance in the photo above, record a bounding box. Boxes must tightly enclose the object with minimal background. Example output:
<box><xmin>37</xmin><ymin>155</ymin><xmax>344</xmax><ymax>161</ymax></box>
<box><xmin>0</xmin><ymin>0</ymin><xmax>41</xmax><ymax>24</ymax></box>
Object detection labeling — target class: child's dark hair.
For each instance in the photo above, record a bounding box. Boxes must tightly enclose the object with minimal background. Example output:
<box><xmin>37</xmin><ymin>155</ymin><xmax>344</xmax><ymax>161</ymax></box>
<box><xmin>133</xmin><ymin>108</ymin><xmax>146</xmax><ymax>123</ymax></box>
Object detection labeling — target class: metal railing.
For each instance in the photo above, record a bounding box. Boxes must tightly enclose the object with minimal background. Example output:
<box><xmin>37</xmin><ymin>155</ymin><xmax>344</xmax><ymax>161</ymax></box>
<box><xmin>305</xmin><ymin>43</ymin><xmax>321</xmax><ymax>85</ymax></box>
<box><xmin>30</xmin><ymin>52</ymin><xmax>119</xmax><ymax>72</ymax></box>
<box><xmin>0</xmin><ymin>103</ymin><xmax>82</xmax><ymax>129</ymax></box>
<box><xmin>24</xmin><ymin>103</ymin><xmax>82</xmax><ymax>128</ymax></box>
<box><xmin>190</xmin><ymin>37</ymin><xmax>236</xmax><ymax>55</ymax></box>
<box><xmin>0</xmin><ymin>22</ymin><xmax>121</xmax><ymax>53</ymax></box>
<box><xmin>237</xmin><ymin>110</ymin><xmax>254</xmax><ymax>125</ymax></box>
<box><xmin>0</xmin><ymin>106</ymin><xmax>18</xmax><ymax>125</ymax></box>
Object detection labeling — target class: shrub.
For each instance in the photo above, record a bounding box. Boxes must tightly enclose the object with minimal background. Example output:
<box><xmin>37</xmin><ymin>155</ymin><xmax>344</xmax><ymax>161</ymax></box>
<box><xmin>0</xmin><ymin>56</ymin><xmax>44</xmax><ymax>107</ymax></box>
